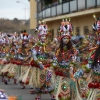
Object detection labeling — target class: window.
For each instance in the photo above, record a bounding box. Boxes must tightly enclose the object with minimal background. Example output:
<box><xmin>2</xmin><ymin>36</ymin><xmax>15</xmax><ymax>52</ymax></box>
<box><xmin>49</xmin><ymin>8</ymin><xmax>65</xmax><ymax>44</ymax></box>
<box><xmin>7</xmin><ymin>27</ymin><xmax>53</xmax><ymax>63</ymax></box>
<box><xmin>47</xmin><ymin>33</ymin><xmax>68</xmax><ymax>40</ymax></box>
<box><xmin>76</xmin><ymin>27</ymin><xmax>80</xmax><ymax>36</ymax></box>
<box><xmin>38</xmin><ymin>0</ymin><xmax>40</xmax><ymax>2</ymax></box>
<box><xmin>38</xmin><ymin>3</ymin><xmax>41</xmax><ymax>12</ymax></box>
<box><xmin>84</xmin><ymin>26</ymin><xmax>89</xmax><ymax>35</ymax></box>
<box><xmin>62</xmin><ymin>0</ymin><xmax>73</xmax><ymax>3</ymax></box>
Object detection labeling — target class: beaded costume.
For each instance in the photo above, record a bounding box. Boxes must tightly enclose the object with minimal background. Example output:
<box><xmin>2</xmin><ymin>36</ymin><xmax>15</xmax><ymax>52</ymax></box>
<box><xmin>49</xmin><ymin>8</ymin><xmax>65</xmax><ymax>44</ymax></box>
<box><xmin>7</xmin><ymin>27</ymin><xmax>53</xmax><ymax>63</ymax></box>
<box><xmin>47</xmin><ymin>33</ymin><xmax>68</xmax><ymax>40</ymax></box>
<box><xmin>30</xmin><ymin>21</ymin><xmax>56</xmax><ymax>100</ymax></box>
<box><xmin>54</xmin><ymin>18</ymin><xmax>78</xmax><ymax>100</ymax></box>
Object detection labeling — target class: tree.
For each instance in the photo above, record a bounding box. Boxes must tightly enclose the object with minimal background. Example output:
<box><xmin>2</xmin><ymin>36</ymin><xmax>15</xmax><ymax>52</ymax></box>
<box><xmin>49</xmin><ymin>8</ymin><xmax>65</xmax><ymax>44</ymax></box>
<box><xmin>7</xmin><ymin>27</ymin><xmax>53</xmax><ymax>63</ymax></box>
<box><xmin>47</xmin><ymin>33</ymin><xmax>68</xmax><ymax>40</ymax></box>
<box><xmin>13</xmin><ymin>18</ymin><xmax>19</xmax><ymax>24</ymax></box>
<box><xmin>0</xmin><ymin>18</ymin><xmax>28</xmax><ymax>33</ymax></box>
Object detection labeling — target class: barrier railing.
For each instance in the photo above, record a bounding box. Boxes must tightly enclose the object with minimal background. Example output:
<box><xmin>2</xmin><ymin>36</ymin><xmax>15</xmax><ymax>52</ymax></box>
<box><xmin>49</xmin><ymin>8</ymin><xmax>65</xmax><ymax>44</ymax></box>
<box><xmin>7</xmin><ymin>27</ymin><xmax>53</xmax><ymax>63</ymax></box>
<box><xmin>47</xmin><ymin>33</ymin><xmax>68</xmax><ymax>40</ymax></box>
<box><xmin>38</xmin><ymin>0</ymin><xmax>100</xmax><ymax>20</ymax></box>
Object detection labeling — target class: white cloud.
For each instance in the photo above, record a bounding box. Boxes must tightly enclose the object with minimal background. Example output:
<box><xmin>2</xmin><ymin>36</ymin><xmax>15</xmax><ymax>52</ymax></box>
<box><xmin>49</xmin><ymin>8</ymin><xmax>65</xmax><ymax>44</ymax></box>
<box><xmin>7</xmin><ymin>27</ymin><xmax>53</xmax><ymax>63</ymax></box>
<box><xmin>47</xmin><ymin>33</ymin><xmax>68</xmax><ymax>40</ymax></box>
<box><xmin>0</xmin><ymin>0</ymin><xmax>30</xmax><ymax>20</ymax></box>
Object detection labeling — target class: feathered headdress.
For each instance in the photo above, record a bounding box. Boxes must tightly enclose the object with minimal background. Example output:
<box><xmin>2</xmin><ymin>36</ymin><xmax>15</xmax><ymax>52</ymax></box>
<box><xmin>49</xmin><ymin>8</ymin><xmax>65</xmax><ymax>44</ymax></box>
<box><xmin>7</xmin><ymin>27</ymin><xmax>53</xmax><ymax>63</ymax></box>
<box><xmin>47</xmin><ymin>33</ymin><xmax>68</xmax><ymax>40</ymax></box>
<box><xmin>92</xmin><ymin>14</ymin><xmax>100</xmax><ymax>33</ymax></box>
<box><xmin>60</xmin><ymin>17</ymin><xmax>71</xmax><ymax>39</ymax></box>
<box><xmin>38</xmin><ymin>20</ymin><xmax>48</xmax><ymax>37</ymax></box>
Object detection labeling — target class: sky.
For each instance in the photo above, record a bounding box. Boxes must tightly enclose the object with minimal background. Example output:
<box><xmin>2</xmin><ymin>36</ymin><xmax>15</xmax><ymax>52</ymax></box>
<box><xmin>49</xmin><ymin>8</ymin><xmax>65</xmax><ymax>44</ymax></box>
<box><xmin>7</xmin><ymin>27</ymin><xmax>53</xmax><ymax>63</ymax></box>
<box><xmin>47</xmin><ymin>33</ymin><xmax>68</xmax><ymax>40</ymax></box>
<box><xmin>0</xmin><ymin>0</ymin><xmax>30</xmax><ymax>20</ymax></box>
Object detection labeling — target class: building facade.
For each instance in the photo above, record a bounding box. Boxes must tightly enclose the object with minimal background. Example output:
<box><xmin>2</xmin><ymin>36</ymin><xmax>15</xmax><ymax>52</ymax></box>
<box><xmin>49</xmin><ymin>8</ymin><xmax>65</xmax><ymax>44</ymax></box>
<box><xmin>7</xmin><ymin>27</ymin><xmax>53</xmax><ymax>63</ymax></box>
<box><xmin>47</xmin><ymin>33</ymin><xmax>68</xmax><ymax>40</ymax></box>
<box><xmin>28</xmin><ymin>0</ymin><xmax>37</xmax><ymax>32</ymax></box>
<box><xmin>30</xmin><ymin>0</ymin><xmax>100</xmax><ymax>37</ymax></box>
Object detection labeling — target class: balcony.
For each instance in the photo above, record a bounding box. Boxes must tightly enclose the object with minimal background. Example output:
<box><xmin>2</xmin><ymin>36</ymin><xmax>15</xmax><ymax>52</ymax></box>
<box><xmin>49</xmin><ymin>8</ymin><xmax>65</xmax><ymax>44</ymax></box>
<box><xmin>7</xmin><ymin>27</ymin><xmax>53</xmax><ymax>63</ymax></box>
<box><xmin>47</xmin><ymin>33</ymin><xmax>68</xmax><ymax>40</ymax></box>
<box><xmin>38</xmin><ymin>0</ymin><xmax>100</xmax><ymax>20</ymax></box>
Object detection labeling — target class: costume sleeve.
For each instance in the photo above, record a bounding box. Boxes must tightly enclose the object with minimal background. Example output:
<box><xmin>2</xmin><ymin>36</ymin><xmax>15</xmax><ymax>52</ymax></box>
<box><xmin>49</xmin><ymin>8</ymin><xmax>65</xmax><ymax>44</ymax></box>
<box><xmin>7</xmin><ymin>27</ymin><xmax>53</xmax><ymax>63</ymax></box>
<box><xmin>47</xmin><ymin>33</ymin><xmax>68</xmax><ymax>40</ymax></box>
<box><xmin>18</xmin><ymin>54</ymin><xmax>24</xmax><ymax>60</ymax></box>
<box><xmin>20</xmin><ymin>34</ymin><xmax>23</xmax><ymax>39</ymax></box>
<box><xmin>31</xmin><ymin>48</ymin><xmax>44</xmax><ymax>69</ymax></box>
<box><xmin>31</xmin><ymin>49</ymin><xmax>37</xmax><ymax>61</ymax></box>
<box><xmin>97</xmin><ymin>40</ymin><xmax>100</xmax><ymax>45</ymax></box>
<box><xmin>71</xmin><ymin>47</ymin><xmax>78</xmax><ymax>61</ymax></box>
<box><xmin>38</xmin><ymin>25</ymin><xmax>42</xmax><ymax>31</ymax></box>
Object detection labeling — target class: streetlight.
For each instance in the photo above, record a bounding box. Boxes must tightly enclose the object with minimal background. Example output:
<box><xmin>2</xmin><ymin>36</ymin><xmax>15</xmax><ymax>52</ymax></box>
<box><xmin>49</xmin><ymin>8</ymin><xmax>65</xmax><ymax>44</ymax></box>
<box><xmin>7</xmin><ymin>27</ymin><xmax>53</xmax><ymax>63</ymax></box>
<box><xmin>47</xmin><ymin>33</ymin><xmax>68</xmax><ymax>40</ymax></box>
<box><xmin>16</xmin><ymin>1</ymin><xmax>30</xmax><ymax>34</ymax></box>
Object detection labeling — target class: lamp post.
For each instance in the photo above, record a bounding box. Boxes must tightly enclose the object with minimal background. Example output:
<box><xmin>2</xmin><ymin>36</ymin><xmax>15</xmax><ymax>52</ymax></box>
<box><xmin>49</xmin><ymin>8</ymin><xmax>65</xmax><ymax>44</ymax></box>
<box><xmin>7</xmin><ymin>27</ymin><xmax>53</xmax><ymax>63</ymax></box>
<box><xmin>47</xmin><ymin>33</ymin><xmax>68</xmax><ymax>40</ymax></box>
<box><xmin>16</xmin><ymin>1</ymin><xmax>30</xmax><ymax>34</ymax></box>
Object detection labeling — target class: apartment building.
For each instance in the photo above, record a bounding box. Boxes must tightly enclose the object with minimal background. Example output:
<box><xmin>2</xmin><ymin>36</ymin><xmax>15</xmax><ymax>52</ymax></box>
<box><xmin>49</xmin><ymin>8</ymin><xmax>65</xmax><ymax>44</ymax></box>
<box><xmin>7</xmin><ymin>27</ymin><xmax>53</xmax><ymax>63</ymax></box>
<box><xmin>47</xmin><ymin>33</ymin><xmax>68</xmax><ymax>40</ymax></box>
<box><xmin>30</xmin><ymin>0</ymin><xmax>100</xmax><ymax>37</ymax></box>
<box><xmin>28</xmin><ymin>0</ymin><xmax>37</xmax><ymax>31</ymax></box>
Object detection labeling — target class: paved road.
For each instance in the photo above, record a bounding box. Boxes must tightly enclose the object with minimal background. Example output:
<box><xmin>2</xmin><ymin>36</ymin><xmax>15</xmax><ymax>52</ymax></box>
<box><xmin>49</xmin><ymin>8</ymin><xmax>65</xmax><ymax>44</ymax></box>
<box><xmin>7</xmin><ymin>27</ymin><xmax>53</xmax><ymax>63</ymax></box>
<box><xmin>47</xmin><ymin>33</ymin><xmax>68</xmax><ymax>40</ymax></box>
<box><xmin>0</xmin><ymin>77</ymin><xmax>50</xmax><ymax>100</ymax></box>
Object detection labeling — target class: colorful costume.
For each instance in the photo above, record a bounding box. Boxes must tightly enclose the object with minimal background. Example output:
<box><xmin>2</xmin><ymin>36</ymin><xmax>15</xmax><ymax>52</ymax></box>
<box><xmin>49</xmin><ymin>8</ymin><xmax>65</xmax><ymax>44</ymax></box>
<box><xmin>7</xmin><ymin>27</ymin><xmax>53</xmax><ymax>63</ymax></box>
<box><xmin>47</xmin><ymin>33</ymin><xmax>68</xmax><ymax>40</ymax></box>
<box><xmin>30</xmin><ymin>21</ymin><xmax>56</xmax><ymax>100</ymax></box>
<box><xmin>54</xmin><ymin>18</ymin><xmax>78</xmax><ymax>100</ymax></box>
<box><xmin>87</xmin><ymin>15</ymin><xmax>100</xmax><ymax>100</ymax></box>
<box><xmin>75</xmin><ymin>15</ymin><xmax>100</xmax><ymax>100</ymax></box>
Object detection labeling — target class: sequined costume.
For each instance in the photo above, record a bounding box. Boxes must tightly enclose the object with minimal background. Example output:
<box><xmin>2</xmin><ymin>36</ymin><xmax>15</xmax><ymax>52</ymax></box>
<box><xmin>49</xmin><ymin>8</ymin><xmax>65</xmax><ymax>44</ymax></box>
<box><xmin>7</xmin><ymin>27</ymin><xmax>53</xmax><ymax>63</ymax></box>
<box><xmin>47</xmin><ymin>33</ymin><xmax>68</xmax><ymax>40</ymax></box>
<box><xmin>30</xmin><ymin>21</ymin><xmax>56</xmax><ymax>100</ymax></box>
<box><xmin>86</xmin><ymin>15</ymin><xmax>100</xmax><ymax>100</ymax></box>
<box><xmin>75</xmin><ymin>15</ymin><xmax>100</xmax><ymax>100</ymax></box>
<box><xmin>54</xmin><ymin>18</ymin><xmax>78</xmax><ymax>100</ymax></box>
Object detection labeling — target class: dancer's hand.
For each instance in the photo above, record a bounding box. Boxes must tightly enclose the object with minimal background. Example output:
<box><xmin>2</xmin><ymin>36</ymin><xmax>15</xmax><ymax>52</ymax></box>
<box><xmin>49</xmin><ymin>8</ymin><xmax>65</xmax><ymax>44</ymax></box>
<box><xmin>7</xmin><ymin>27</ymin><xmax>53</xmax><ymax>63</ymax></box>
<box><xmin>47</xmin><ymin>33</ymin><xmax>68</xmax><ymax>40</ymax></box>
<box><xmin>44</xmin><ymin>67</ymin><xmax>47</xmax><ymax>70</ymax></box>
<box><xmin>0</xmin><ymin>89</ymin><xmax>4</xmax><ymax>92</ymax></box>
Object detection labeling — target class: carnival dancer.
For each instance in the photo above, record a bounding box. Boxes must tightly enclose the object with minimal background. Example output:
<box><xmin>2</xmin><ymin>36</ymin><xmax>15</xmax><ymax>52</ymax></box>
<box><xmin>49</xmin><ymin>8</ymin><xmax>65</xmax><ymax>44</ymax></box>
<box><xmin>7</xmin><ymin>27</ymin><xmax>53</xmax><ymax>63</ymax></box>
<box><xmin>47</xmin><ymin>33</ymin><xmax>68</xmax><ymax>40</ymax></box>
<box><xmin>19</xmin><ymin>34</ymin><xmax>37</xmax><ymax>89</ymax></box>
<box><xmin>54</xmin><ymin>18</ymin><xmax>79</xmax><ymax>100</ymax></box>
<box><xmin>0</xmin><ymin>34</ymin><xmax>11</xmax><ymax>84</ymax></box>
<box><xmin>91</xmin><ymin>15</ymin><xmax>100</xmax><ymax>68</ymax></box>
<box><xmin>0</xmin><ymin>33</ymin><xmax>18</xmax><ymax>84</ymax></box>
<box><xmin>0</xmin><ymin>32</ymin><xmax>31</xmax><ymax>87</ymax></box>
<box><xmin>71</xmin><ymin>34</ymin><xmax>93</xmax><ymax>100</ymax></box>
<box><xmin>29</xmin><ymin>20</ymin><xmax>56</xmax><ymax>100</ymax></box>
<box><xmin>74</xmin><ymin>63</ymin><xmax>91</xmax><ymax>100</ymax></box>
<box><xmin>75</xmin><ymin>15</ymin><xmax>100</xmax><ymax>100</ymax></box>
<box><xmin>85</xmin><ymin>15</ymin><xmax>100</xmax><ymax>100</ymax></box>
<box><xmin>15</xmin><ymin>31</ymin><xmax>32</xmax><ymax>89</ymax></box>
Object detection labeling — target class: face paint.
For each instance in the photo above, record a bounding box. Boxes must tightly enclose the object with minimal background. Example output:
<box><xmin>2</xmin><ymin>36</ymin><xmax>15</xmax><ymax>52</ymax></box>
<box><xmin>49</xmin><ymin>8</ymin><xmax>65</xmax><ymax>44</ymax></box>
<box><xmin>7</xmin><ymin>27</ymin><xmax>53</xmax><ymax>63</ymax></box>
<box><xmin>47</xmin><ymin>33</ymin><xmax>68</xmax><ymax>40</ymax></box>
<box><xmin>62</xmin><ymin>36</ymin><xmax>70</xmax><ymax>44</ymax></box>
<box><xmin>40</xmin><ymin>34</ymin><xmax>46</xmax><ymax>42</ymax></box>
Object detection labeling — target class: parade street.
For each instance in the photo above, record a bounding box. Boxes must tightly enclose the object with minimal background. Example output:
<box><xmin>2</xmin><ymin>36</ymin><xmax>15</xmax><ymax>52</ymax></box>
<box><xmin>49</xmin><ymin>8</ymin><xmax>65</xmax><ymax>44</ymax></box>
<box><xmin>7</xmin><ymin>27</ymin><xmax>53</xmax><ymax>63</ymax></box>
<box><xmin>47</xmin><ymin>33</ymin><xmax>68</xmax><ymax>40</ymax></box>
<box><xmin>0</xmin><ymin>77</ymin><xmax>50</xmax><ymax>100</ymax></box>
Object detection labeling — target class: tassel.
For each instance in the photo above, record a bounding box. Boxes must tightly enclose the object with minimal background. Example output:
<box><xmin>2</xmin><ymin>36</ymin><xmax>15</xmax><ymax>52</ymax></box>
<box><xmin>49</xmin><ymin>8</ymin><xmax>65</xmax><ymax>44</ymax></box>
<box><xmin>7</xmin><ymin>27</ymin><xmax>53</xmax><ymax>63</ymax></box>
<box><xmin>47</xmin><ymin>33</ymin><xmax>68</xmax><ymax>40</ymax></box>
<box><xmin>17</xmin><ymin>66</ymin><xmax>23</xmax><ymax>81</ymax></box>
<box><xmin>8</xmin><ymin>64</ymin><xmax>17</xmax><ymax>78</ymax></box>
<box><xmin>22</xmin><ymin>66</ymin><xmax>31</xmax><ymax>83</ymax></box>
<box><xmin>87</xmin><ymin>89</ymin><xmax>96</xmax><ymax>100</ymax></box>
<box><xmin>1</xmin><ymin>63</ymin><xmax>11</xmax><ymax>73</ymax></box>
<box><xmin>37</xmin><ymin>68</ymin><xmax>41</xmax><ymax>87</ymax></box>
<box><xmin>32</xmin><ymin>67</ymin><xmax>39</xmax><ymax>88</ymax></box>
<box><xmin>75</xmin><ymin>80</ymin><xmax>83</xmax><ymax>100</ymax></box>
<box><xmin>18</xmin><ymin>66</ymin><xmax>29</xmax><ymax>81</ymax></box>
<box><xmin>14</xmin><ymin>66</ymin><xmax>19</xmax><ymax>79</ymax></box>
<box><xmin>51</xmin><ymin>71</ymin><xmax>56</xmax><ymax>88</ymax></box>
<box><xmin>29</xmin><ymin>67</ymin><xmax>34</xmax><ymax>86</ymax></box>
<box><xmin>55</xmin><ymin>76</ymin><xmax>62</xmax><ymax>100</ymax></box>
